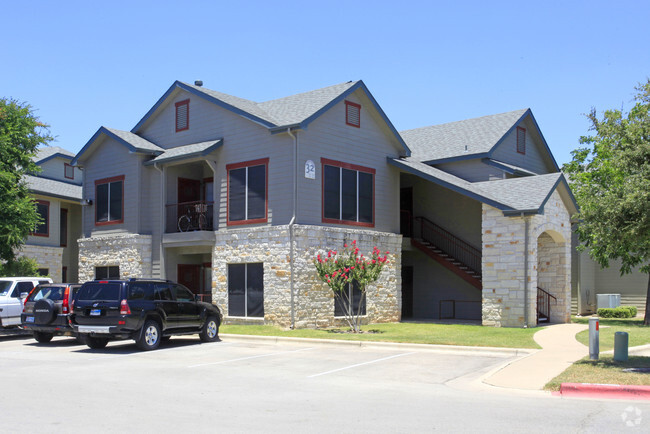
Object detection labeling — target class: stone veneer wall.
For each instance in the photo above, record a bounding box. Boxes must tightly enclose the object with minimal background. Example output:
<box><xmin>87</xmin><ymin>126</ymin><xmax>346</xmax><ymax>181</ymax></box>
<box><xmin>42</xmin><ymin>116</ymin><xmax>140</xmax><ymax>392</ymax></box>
<box><xmin>77</xmin><ymin>234</ymin><xmax>152</xmax><ymax>283</ymax></box>
<box><xmin>17</xmin><ymin>245</ymin><xmax>63</xmax><ymax>283</ymax></box>
<box><xmin>212</xmin><ymin>224</ymin><xmax>402</xmax><ymax>328</ymax></box>
<box><xmin>482</xmin><ymin>190</ymin><xmax>571</xmax><ymax>327</ymax></box>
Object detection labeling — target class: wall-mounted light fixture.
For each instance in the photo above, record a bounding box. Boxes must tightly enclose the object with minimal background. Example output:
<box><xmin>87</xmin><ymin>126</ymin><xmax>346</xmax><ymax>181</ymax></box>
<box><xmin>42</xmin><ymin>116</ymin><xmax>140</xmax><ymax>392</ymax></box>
<box><xmin>81</xmin><ymin>199</ymin><xmax>93</xmax><ymax>206</ymax></box>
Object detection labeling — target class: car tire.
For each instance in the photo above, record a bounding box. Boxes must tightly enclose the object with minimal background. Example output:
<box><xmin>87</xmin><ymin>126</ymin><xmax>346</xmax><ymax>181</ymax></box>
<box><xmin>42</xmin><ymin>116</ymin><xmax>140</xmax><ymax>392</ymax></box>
<box><xmin>199</xmin><ymin>316</ymin><xmax>219</xmax><ymax>342</ymax></box>
<box><xmin>33</xmin><ymin>331</ymin><xmax>54</xmax><ymax>343</ymax></box>
<box><xmin>136</xmin><ymin>320</ymin><xmax>161</xmax><ymax>351</ymax></box>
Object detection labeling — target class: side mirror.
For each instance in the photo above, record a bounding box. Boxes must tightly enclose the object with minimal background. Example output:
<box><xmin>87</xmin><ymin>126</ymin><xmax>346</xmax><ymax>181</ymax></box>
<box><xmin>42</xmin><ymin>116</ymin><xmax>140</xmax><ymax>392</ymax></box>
<box><xmin>20</xmin><ymin>292</ymin><xmax>29</xmax><ymax>300</ymax></box>
<box><xmin>195</xmin><ymin>294</ymin><xmax>201</xmax><ymax>302</ymax></box>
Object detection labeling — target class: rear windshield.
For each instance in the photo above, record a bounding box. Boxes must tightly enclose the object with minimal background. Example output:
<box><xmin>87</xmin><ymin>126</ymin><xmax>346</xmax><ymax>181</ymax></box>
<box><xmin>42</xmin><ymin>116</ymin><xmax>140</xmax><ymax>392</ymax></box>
<box><xmin>28</xmin><ymin>286</ymin><xmax>65</xmax><ymax>302</ymax></box>
<box><xmin>77</xmin><ymin>283</ymin><xmax>121</xmax><ymax>301</ymax></box>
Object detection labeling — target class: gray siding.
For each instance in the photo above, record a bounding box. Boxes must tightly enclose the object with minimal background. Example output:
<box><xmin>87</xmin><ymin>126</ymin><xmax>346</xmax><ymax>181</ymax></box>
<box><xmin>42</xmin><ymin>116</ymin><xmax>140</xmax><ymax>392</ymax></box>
<box><xmin>80</xmin><ymin>137</ymin><xmax>142</xmax><ymax>237</ymax></box>
<box><xmin>296</xmin><ymin>91</ymin><xmax>403</xmax><ymax>233</ymax></box>
<box><xmin>435</xmin><ymin>160</ymin><xmax>505</xmax><ymax>182</ymax></box>
<box><xmin>38</xmin><ymin>157</ymin><xmax>82</xmax><ymax>184</ymax></box>
<box><xmin>490</xmin><ymin>118</ymin><xmax>554</xmax><ymax>175</ymax></box>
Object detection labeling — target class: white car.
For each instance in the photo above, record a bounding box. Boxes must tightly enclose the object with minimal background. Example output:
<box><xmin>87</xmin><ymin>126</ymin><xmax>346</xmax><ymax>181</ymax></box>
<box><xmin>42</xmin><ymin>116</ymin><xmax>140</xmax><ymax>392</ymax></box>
<box><xmin>0</xmin><ymin>277</ymin><xmax>53</xmax><ymax>327</ymax></box>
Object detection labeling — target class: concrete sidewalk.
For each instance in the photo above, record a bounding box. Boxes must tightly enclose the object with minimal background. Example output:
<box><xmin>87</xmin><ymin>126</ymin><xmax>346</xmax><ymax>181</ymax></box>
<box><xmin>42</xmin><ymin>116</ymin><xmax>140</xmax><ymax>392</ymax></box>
<box><xmin>483</xmin><ymin>323</ymin><xmax>589</xmax><ymax>390</ymax></box>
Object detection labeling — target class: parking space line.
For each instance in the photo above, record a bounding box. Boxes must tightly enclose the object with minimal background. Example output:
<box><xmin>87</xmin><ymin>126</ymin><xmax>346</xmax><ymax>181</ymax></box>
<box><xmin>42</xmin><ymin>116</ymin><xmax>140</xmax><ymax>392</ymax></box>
<box><xmin>188</xmin><ymin>347</ymin><xmax>314</xmax><ymax>368</ymax></box>
<box><xmin>308</xmin><ymin>352</ymin><xmax>416</xmax><ymax>378</ymax></box>
<box><xmin>87</xmin><ymin>342</ymin><xmax>237</xmax><ymax>361</ymax></box>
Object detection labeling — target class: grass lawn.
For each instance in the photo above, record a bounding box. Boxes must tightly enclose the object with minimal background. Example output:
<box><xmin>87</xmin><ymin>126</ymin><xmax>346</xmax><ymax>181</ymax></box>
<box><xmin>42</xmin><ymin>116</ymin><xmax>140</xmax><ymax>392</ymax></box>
<box><xmin>573</xmin><ymin>317</ymin><xmax>650</xmax><ymax>351</ymax></box>
<box><xmin>545</xmin><ymin>355</ymin><xmax>650</xmax><ymax>391</ymax></box>
<box><xmin>220</xmin><ymin>322</ymin><xmax>541</xmax><ymax>349</ymax></box>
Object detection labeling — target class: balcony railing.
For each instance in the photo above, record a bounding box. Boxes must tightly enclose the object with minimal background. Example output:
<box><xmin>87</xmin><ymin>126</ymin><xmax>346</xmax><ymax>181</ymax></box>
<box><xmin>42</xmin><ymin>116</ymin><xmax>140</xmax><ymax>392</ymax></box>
<box><xmin>165</xmin><ymin>201</ymin><xmax>214</xmax><ymax>233</ymax></box>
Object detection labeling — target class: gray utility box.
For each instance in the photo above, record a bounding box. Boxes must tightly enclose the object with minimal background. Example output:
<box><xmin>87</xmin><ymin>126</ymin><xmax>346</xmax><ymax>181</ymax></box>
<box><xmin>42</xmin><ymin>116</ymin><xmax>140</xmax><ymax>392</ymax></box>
<box><xmin>597</xmin><ymin>294</ymin><xmax>621</xmax><ymax>309</ymax></box>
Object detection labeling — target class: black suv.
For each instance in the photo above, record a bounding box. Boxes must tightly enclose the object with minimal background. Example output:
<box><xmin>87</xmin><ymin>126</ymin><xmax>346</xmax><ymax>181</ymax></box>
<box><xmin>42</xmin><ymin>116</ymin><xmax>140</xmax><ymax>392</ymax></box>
<box><xmin>70</xmin><ymin>279</ymin><xmax>221</xmax><ymax>350</ymax></box>
<box><xmin>21</xmin><ymin>283</ymin><xmax>81</xmax><ymax>343</ymax></box>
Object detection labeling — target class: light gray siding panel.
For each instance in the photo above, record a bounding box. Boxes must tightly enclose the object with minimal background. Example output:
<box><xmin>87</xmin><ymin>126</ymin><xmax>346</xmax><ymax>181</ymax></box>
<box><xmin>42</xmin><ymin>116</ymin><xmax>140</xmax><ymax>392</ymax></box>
<box><xmin>80</xmin><ymin>138</ymin><xmax>141</xmax><ymax>236</ymax></box>
<box><xmin>27</xmin><ymin>195</ymin><xmax>61</xmax><ymax>247</ymax></box>
<box><xmin>490</xmin><ymin>118</ymin><xmax>553</xmax><ymax>175</ymax></box>
<box><xmin>296</xmin><ymin>93</ymin><xmax>401</xmax><ymax>233</ymax></box>
<box><xmin>435</xmin><ymin>160</ymin><xmax>504</xmax><ymax>182</ymax></box>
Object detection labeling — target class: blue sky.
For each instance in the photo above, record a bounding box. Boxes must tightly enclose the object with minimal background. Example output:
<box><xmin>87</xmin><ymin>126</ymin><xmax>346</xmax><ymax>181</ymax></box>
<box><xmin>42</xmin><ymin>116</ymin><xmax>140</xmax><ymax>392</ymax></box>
<box><xmin>3</xmin><ymin>0</ymin><xmax>649</xmax><ymax>165</ymax></box>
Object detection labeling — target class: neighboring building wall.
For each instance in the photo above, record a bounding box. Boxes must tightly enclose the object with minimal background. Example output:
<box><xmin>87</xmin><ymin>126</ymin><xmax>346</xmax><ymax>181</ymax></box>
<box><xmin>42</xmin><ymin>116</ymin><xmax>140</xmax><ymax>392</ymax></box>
<box><xmin>212</xmin><ymin>224</ymin><xmax>402</xmax><ymax>328</ymax></box>
<box><xmin>16</xmin><ymin>245</ymin><xmax>63</xmax><ymax>282</ymax></box>
<box><xmin>77</xmin><ymin>234</ymin><xmax>152</xmax><ymax>282</ymax></box>
<box><xmin>482</xmin><ymin>190</ymin><xmax>571</xmax><ymax>327</ymax></box>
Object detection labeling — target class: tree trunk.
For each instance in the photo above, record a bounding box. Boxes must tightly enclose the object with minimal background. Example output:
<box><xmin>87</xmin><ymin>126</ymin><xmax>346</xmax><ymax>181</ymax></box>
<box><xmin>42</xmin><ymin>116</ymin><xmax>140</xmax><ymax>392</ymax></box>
<box><xmin>644</xmin><ymin>273</ymin><xmax>650</xmax><ymax>326</ymax></box>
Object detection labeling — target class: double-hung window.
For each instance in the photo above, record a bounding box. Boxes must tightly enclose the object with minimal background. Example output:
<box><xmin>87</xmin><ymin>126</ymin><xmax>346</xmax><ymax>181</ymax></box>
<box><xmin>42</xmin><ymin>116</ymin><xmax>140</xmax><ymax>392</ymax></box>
<box><xmin>227</xmin><ymin>158</ymin><xmax>268</xmax><ymax>225</ymax></box>
<box><xmin>33</xmin><ymin>200</ymin><xmax>49</xmax><ymax>237</ymax></box>
<box><xmin>322</xmin><ymin>158</ymin><xmax>374</xmax><ymax>227</ymax></box>
<box><xmin>95</xmin><ymin>175</ymin><xmax>124</xmax><ymax>225</ymax></box>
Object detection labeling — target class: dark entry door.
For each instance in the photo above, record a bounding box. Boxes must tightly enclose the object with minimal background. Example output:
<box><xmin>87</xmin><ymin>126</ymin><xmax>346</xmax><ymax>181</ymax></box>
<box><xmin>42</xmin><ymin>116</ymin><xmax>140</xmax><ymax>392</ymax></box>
<box><xmin>401</xmin><ymin>266</ymin><xmax>414</xmax><ymax>319</ymax></box>
<box><xmin>400</xmin><ymin>187</ymin><xmax>413</xmax><ymax>237</ymax></box>
<box><xmin>178</xmin><ymin>264</ymin><xmax>201</xmax><ymax>295</ymax></box>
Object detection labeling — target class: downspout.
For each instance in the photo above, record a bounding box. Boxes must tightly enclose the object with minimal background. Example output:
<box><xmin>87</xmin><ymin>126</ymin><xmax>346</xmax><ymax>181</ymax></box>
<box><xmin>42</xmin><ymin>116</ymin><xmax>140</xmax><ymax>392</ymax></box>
<box><xmin>523</xmin><ymin>213</ymin><xmax>529</xmax><ymax>328</ymax></box>
<box><xmin>154</xmin><ymin>163</ymin><xmax>165</xmax><ymax>279</ymax></box>
<box><xmin>287</xmin><ymin>128</ymin><xmax>298</xmax><ymax>329</ymax></box>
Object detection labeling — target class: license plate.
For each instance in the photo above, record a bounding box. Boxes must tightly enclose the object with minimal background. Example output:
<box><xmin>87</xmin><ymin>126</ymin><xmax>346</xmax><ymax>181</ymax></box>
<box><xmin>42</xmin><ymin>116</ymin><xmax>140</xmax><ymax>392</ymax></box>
<box><xmin>25</xmin><ymin>316</ymin><xmax>34</xmax><ymax>323</ymax></box>
<box><xmin>90</xmin><ymin>309</ymin><xmax>101</xmax><ymax>316</ymax></box>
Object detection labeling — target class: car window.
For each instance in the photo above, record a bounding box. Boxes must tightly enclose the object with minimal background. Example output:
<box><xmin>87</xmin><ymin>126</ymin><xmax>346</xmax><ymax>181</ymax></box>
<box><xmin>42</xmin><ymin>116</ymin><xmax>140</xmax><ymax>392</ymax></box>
<box><xmin>0</xmin><ymin>281</ymin><xmax>12</xmax><ymax>295</ymax></box>
<box><xmin>29</xmin><ymin>286</ymin><xmax>65</xmax><ymax>302</ymax></box>
<box><xmin>172</xmin><ymin>284</ymin><xmax>195</xmax><ymax>302</ymax></box>
<box><xmin>128</xmin><ymin>283</ymin><xmax>154</xmax><ymax>301</ymax></box>
<box><xmin>77</xmin><ymin>283</ymin><xmax>121</xmax><ymax>301</ymax></box>
<box><xmin>154</xmin><ymin>283</ymin><xmax>173</xmax><ymax>301</ymax></box>
<box><xmin>15</xmin><ymin>282</ymin><xmax>35</xmax><ymax>297</ymax></box>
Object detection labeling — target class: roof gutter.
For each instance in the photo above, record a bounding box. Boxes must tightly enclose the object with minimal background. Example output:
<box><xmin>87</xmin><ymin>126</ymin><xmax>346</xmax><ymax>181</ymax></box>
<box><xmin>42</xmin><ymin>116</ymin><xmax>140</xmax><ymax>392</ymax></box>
<box><xmin>287</xmin><ymin>127</ymin><xmax>298</xmax><ymax>329</ymax></box>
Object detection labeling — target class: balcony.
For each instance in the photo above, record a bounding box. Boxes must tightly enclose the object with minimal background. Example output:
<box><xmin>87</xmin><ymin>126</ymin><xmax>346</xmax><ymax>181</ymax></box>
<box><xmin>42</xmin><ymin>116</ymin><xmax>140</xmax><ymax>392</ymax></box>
<box><xmin>165</xmin><ymin>201</ymin><xmax>214</xmax><ymax>233</ymax></box>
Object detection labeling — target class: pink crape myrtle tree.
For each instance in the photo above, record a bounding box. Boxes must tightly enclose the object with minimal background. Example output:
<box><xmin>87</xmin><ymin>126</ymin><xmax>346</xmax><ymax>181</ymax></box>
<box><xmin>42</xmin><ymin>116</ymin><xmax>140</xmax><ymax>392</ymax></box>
<box><xmin>313</xmin><ymin>240</ymin><xmax>389</xmax><ymax>333</ymax></box>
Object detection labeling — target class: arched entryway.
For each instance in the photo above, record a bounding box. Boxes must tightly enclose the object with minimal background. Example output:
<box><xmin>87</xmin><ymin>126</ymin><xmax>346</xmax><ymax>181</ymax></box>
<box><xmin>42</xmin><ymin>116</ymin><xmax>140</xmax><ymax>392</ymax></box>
<box><xmin>536</xmin><ymin>230</ymin><xmax>570</xmax><ymax>324</ymax></box>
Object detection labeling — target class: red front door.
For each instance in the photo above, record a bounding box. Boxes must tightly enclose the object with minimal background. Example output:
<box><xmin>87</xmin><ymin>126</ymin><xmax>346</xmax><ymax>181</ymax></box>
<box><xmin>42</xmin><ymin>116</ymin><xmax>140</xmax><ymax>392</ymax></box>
<box><xmin>178</xmin><ymin>264</ymin><xmax>201</xmax><ymax>295</ymax></box>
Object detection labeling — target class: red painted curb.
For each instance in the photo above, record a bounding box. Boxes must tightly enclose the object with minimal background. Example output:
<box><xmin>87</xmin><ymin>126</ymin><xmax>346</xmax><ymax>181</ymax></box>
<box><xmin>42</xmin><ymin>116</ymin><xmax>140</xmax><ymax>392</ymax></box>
<box><xmin>560</xmin><ymin>383</ymin><xmax>650</xmax><ymax>400</ymax></box>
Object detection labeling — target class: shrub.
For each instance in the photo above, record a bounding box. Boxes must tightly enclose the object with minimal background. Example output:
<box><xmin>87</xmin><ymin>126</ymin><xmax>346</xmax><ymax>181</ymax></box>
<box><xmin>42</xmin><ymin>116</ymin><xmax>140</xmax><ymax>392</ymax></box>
<box><xmin>597</xmin><ymin>306</ymin><xmax>635</xmax><ymax>318</ymax></box>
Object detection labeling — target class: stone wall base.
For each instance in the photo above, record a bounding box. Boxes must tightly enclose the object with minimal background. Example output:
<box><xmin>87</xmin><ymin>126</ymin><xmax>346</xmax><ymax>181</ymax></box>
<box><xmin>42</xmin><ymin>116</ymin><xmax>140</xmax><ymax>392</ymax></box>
<box><xmin>212</xmin><ymin>224</ymin><xmax>402</xmax><ymax>329</ymax></box>
<box><xmin>78</xmin><ymin>234</ymin><xmax>152</xmax><ymax>282</ymax></box>
<box><xmin>16</xmin><ymin>244</ymin><xmax>63</xmax><ymax>283</ymax></box>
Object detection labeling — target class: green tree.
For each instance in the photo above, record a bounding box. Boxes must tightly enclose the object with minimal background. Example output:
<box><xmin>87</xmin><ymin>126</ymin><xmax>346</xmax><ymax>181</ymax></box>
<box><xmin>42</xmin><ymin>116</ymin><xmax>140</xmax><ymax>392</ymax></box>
<box><xmin>0</xmin><ymin>256</ymin><xmax>40</xmax><ymax>277</ymax></box>
<box><xmin>313</xmin><ymin>240</ymin><xmax>389</xmax><ymax>332</ymax></box>
<box><xmin>563</xmin><ymin>80</ymin><xmax>650</xmax><ymax>325</ymax></box>
<box><xmin>0</xmin><ymin>98</ymin><xmax>50</xmax><ymax>265</ymax></box>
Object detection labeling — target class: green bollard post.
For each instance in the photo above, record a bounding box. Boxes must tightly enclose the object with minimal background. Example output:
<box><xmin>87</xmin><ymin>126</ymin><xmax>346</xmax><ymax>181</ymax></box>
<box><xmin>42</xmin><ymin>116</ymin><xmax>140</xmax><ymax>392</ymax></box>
<box><xmin>614</xmin><ymin>331</ymin><xmax>629</xmax><ymax>362</ymax></box>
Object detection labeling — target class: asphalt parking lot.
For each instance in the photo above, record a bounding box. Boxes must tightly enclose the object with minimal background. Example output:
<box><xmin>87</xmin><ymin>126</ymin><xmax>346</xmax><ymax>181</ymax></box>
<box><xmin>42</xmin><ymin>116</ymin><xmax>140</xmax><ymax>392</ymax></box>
<box><xmin>2</xmin><ymin>334</ymin><xmax>650</xmax><ymax>433</ymax></box>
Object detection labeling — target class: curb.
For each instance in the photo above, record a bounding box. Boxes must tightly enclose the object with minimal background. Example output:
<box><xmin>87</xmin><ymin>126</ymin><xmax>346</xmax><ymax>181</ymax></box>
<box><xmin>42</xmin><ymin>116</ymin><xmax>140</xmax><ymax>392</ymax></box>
<box><xmin>219</xmin><ymin>333</ymin><xmax>536</xmax><ymax>358</ymax></box>
<box><xmin>558</xmin><ymin>383</ymin><xmax>650</xmax><ymax>400</ymax></box>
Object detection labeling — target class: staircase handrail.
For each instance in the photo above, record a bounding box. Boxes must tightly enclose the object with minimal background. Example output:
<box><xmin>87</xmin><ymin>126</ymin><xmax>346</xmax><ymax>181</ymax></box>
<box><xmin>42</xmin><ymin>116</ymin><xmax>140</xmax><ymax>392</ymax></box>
<box><xmin>414</xmin><ymin>216</ymin><xmax>481</xmax><ymax>275</ymax></box>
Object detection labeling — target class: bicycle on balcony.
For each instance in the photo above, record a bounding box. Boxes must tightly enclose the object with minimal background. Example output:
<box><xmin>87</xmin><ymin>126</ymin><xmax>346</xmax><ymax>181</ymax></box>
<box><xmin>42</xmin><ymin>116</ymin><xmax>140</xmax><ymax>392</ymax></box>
<box><xmin>178</xmin><ymin>203</ymin><xmax>208</xmax><ymax>232</ymax></box>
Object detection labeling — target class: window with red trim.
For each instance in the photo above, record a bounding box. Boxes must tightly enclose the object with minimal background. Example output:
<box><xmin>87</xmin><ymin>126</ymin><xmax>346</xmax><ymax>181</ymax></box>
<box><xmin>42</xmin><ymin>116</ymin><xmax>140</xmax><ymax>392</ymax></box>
<box><xmin>345</xmin><ymin>101</ymin><xmax>361</xmax><ymax>127</ymax></box>
<box><xmin>64</xmin><ymin>163</ymin><xmax>74</xmax><ymax>179</ymax></box>
<box><xmin>175</xmin><ymin>99</ymin><xmax>189</xmax><ymax>132</ymax></box>
<box><xmin>321</xmin><ymin>158</ymin><xmax>374</xmax><ymax>227</ymax></box>
<box><xmin>33</xmin><ymin>200</ymin><xmax>49</xmax><ymax>236</ymax></box>
<box><xmin>226</xmin><ymin>158</ymin><xmax>268</xmax><ymax>225</ymax></box>
<box><xmin>60</xmin><ymin>208</ymin><xmax>68</xmax><ymax>246</ymax></box>
<box><xmin>516</xmin><ymin>126</ymin><xmax>526</xmax><ymax>154</ymax></box>
<box><xmin>95</xmin><ymin>175</ymin><xmax>124</xmax><ymax>225</ymax></box>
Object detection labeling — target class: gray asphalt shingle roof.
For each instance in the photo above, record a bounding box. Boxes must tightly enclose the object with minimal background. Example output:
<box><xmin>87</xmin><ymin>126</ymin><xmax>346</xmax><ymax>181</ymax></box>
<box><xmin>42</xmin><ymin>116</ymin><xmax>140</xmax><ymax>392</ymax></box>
<box><xmin>144</xmin><ymin>139</ymin><xmax>223</xmax><ymax>165</ymax></box>
<box><xmin>25</xmin><ymin>175</ymin><xmax>82</xmax><ymax>201</ymax></box>
<box><xmin>103</xmin><ymin>127</ymin><xmax>164</xmax><ymax>153</ymax></box>
<box><xmin>400</xmin><ymin>109</ymin><xmax>528</xmax><ymax>162</ymax></box>
<box><xmin>33</xmin><ymin>146</ymin><xmax>75</xmax><ymax>163</ymax></box>
<box><xmin>182</xmin><ymin>81</ymin><xmax>358</xmax><ymax>128</ymax></box>
<box><xmin>389</xmin><ymin>157</ymin><xmax>566</xmax><ymax>213</ymax></box>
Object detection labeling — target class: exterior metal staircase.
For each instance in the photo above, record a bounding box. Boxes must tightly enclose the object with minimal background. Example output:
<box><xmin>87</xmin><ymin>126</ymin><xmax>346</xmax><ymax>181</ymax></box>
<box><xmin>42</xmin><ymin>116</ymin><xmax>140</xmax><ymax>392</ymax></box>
<box><xmin>537</xmin><ymin>287</ymin><xmax>556</xmax><ymax>323</ymax></box>
<box><xmin>411</xmin><ymin>216</ymin><xmax>482</xmax><ymax>290</ymax></box>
